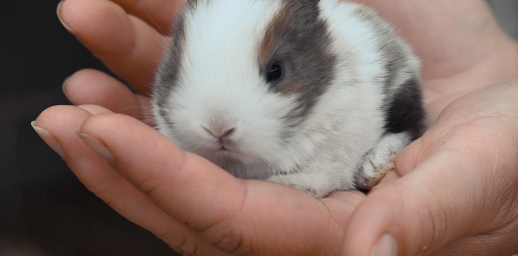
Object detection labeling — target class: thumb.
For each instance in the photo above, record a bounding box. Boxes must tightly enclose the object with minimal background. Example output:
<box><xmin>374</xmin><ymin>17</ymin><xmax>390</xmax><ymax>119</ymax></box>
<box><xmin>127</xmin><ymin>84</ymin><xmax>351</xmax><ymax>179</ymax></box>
<box><xmin>342</xmin><ymin>142</ymin><xmax>491</xmax><ymax>255</ymax></box>
<box><xmin>343</xmin><ymin>82</ymin><xmax>518</xmax><ymax>255</ymax></box>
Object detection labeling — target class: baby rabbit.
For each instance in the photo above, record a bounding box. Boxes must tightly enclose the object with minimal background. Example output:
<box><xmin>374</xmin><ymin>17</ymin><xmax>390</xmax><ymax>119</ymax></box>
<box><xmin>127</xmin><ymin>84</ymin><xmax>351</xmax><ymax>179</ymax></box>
<box><xmin>152</xmin><ymin>0</ymin><xmax>425</xmax><ymax>198</ymax></box>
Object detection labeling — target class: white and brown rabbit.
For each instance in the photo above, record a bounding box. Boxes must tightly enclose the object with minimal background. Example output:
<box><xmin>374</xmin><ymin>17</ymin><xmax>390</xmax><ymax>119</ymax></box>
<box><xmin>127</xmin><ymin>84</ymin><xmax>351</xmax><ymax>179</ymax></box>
<box><xmin>152</xmin><ymin>0</ymin><xmax>425</xmax><ymax>198</ymax></box>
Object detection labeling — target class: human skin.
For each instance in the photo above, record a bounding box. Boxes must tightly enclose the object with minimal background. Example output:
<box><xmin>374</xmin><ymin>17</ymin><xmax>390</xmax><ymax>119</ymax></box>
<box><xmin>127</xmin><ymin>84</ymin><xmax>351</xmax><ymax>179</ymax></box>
<box><xmin>32</xmin><ymin>0</ymin><xmax>518</xmax><ymax>255</ymax></box>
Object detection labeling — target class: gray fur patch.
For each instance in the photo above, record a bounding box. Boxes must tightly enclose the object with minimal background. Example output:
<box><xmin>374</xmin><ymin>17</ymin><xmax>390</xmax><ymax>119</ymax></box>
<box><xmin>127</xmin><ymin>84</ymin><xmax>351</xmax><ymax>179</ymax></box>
<box><xmin>258</xmin><ymin>0</ymin><xmax>337</xmax><ymax>134</ymax></box>
<box><xmin>152</xmin><ymin>9</ymin><xmax>187</xmax><ymax>127</ymax></box>
<box><xmin>352</xmin><ymin>6</ymin><xmax>425</xmax><ymax>139</ymax></box>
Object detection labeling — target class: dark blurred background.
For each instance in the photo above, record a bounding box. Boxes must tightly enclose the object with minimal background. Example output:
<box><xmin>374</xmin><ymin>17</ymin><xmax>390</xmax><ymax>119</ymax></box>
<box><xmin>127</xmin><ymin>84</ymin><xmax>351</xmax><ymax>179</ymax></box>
<box><xmin>0</xmin><ymin>0</ymin><xmax>517</xmax><ymax>255</ymax></box>
<box><xmin>0</xmin><ymin>0</ymin><xmax>177</xmax><ymax>255</ymax></box>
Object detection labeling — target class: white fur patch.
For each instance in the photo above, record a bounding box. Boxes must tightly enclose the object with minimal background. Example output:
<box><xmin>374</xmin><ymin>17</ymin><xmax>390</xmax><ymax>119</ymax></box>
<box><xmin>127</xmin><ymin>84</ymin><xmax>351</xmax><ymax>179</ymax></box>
<box><xmin>154</xmin><ymin>0</ymin><xmax>420</xmax><ymax>197</ymax></box>
<box><xmin>158</xmin><ymin>0</ymin><xmax>302</xmax><ymax>178</ymax></box>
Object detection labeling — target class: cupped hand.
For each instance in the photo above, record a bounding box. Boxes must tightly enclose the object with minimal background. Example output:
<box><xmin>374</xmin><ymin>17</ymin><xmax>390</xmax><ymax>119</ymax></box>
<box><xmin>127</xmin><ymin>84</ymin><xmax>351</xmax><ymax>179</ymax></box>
<box><xmin>344</xmin><ymin>80</ymin><xmax>518</xmax><ymax>255</ymax></box>
<box><xmin>48</xmin><ymin>0</ymin><xmax>518</xmax><ymax>255</ymax></box>
<box><xmin>33</xmin><ymin>105</ymin><xmax>365</xmax><ymax>255</ymax></box>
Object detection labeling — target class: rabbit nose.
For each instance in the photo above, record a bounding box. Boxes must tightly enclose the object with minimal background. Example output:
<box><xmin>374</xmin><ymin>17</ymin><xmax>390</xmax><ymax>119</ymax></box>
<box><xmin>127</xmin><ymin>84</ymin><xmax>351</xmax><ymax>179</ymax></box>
<box><xmin>204</xmin><ymin>127</ymin><xmax>236</xmax><ymax>138</ymax></box>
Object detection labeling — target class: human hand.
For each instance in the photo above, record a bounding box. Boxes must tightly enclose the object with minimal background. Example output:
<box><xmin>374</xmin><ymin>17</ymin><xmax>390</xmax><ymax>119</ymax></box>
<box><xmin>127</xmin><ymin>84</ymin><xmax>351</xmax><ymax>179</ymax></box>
<box><xmin>33</xmin><ymin>105</ymin><xmax>365</xmax><ymax>255</ymax></box>
<box><xmin>343</xmin><ymin>80</ymin><xmax>518</xmax><ymax>255</ymax></box>
<box><xmin>51</xmin><ymin>0</ymin><xmax>518</xmax><ymax>255</ymax></box>
<box><xmin>34</xmin><ymin>83</ymin><xmax>518</xmax><ymax>256</ymax></box>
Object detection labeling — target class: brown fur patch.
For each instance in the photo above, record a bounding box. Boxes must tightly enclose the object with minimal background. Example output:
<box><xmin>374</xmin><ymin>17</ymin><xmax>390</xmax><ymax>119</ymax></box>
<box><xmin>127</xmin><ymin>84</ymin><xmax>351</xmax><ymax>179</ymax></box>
<box><xmin>279</xmin><ymin>83</ymin><xmax>303</xmax><ymax>95</ymax></box>
<box><xmin>254</xmin><ymin>0</ymin><xmax>337</xmax><ymax>132</ymax></box>
<box><xmin>258</xmin><ymin>7</ymin><xmax>288</xmax><ymax>71</ymax></box>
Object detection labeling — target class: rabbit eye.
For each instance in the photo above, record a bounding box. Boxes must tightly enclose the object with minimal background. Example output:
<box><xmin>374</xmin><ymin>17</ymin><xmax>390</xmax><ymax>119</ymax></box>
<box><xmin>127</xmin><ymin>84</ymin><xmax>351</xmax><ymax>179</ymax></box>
<box><xmin>267</xmin><ymin>62</ymin><xmax>283</xmax><ymax>82</ymax></box>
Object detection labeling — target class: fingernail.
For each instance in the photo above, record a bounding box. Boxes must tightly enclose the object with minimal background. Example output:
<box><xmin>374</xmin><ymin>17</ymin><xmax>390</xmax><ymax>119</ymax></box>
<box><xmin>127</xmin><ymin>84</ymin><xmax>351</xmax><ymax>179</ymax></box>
<box><xmin>57</xmin><ymin>1</ymin><xmax>76</xmax><ymax>34</ymax></box>
<box><xmin>77</xmin><ymin>132</ymin><xmax>115</xmax><ymax>165</ymax></box>
<box><xmin>31</xmin><ymin>121</ymin><xmax>66</xmax><ymax>159</ymax></box>
<box><xmin>370</xmin><ymin>234</ymin><xmax>398</xmax><ymax>256</ymax></box>
<box><xmin>62</xmin><ymin>76</ymin><xmax>72</xmax><ymax>103</ymax></box>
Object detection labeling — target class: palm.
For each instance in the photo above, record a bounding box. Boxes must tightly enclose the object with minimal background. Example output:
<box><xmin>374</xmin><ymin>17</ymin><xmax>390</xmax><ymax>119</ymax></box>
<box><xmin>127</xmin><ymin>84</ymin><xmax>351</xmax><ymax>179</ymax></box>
<box><xmin>54</xmin><ymin>0</ymin><xmax>518</xmax><ymax>255</ymax></box>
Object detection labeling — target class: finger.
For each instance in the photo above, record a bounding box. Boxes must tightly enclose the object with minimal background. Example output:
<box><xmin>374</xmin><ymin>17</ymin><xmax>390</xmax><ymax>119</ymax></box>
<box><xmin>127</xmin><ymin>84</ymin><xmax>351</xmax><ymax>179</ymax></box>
<box><xmin>79</xmin><ymin>114</ymin><xmax>351</xmax><ymax>255</ymax></box>
<box><xmin>343</xmin><ymin>152</ymin><xmax>465</xmax><ymax>255</ymax></box>
<box><xmin>63</xmin><ymin>69</ymin><xmax>153</xmax><ymax>122</ymax></box>
<box><xmin>111</xmin><ymin>0</ymin><xmax>186</xmax><ymax>35</ymax></box>
<box><xmin>58</xmin><ymin>0</ymin><xmax>170</xmax><ymax>92</ymax></box>
<box><xmin>393</xmin><ymin>137</ymin><xmax>426</xmax><ymax>176</ymax></box>
<box><xmin>343</xmin><ymin>147</ymin><xmax>516</xmax><ymax>256</ymax></box>
<box><xmin>33</xmin><ymin>106</ymin><xmax>224</xmax><ymax>255</ymax></box>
